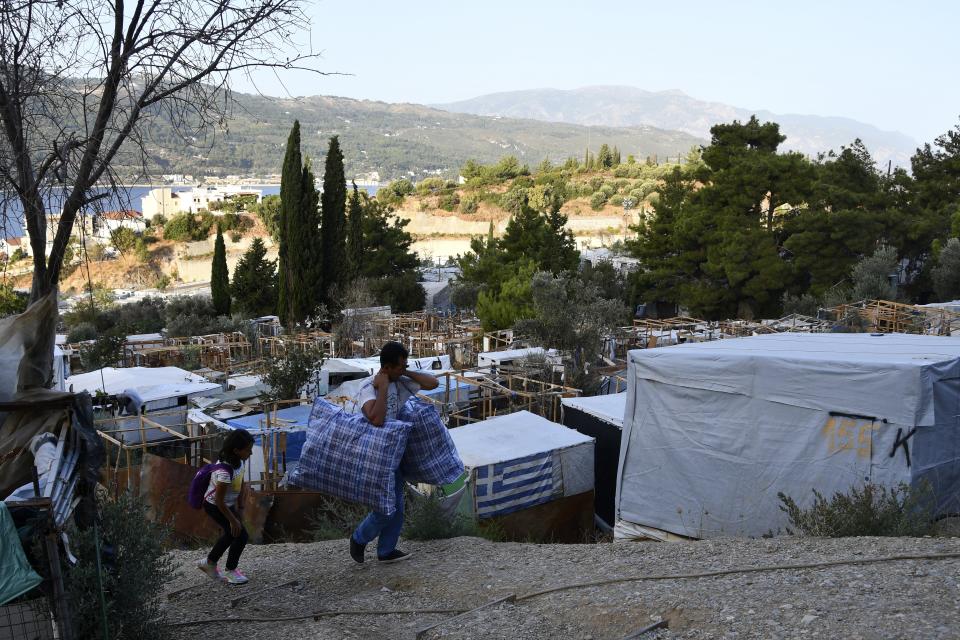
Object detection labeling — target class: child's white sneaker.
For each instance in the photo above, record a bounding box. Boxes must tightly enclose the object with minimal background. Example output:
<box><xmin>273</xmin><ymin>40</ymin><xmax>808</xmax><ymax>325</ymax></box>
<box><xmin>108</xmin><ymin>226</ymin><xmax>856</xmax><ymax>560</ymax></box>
<box><xmin>222</xmin><ymin>569</ymin><xmax>248</xmax><ymax>585</ymax></box>
<box><xmin>196</xmin><ymin>560</ymin><xmax>222</xmax><ymax>581</ymax></box>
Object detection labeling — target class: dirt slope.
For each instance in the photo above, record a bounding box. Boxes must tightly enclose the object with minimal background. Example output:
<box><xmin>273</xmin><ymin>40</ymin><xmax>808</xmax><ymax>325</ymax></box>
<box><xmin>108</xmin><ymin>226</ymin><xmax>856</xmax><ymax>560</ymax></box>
<box><xmin>164</xmin><ymin>535</ymin><xmax>960</xmax><ymax>639</ymax></box>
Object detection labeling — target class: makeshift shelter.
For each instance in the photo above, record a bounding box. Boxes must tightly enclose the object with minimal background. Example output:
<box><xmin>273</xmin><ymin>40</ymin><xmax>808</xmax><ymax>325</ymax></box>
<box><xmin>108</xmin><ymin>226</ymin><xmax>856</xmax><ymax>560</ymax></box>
<box><xmin>450</xmin><ymin>410</ymin><xmax>595</xmax><ymax>541</ymax></box>
<box><xmin>616</xmin><ymin>333</ymin><xmax>960</xmax><ymax>541</ymax></box>
<box><xmin>66</xmin><ymin>366</ymin><xmax>221</xmax><ymax>412</ymax></box>
<box><xmin>476</xmin><ymin>347</ymin><xmax>553</xmax><ymax>371</ymax></box>
<box><xmin>561</xmin><ymin>392</ymin><xmax>627</xmax><ymax>528</ymax></box>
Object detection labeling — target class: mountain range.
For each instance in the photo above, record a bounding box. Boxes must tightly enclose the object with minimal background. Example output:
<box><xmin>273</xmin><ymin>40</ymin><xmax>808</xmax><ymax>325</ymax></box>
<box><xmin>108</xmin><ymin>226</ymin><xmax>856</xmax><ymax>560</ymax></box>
<box><xmin>436</xmin><ymin>86</ymin><xmax>918</xmax><ymax>169</ymax></box>
<box><xmin>136</xmin><ymin>92</ymin><xmax>704</xmax><ymax>182</ymax></box>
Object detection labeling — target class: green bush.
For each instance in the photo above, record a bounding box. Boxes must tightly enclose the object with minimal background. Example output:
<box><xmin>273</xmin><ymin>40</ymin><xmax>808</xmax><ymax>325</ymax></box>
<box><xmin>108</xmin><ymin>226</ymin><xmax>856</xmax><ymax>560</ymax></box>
<box><xmin>438</xmin><ymin>192</ymin><xmax>460</xmax><ymax>211</ymax></box>
<box><xmin>778</xmin><ymin>482</ymin><xmax>936</xmax><ymax>537</ymax></box>
<box><xmin>261</xmin><ymin>345</ymin><xmax>325</xmax><ymax>401</ymax></box>
<box><xmin>403</xmin><ymin>492</ymin><xmax>479</xmax><ymax>540</ymax></box>
<box><xmin>79</xmin><ymin>330</ymin><xmax>126</xmax><ymax>371</ymax></box>
<box><xmin>609</xmin><ymin>194</ymin><xmax>624</xmax><ymax>207</ymax></box>
<box><xmin>460</xmin><ymin>194</ymin><xmax>480</xmax><ymax>214</ymax></box>
<box><xmin>307</xmin><ymin>497</ymin><xmax>369</xmax><ymax>541</ymax></box>
<box><xmin>64</xmin><ymin>493</ymin><xmax>174</xmax><ymax>640</ymax></box>
<box><xmin>66</xmin><ymin>322</ymin><xmax>98</xmax><ymax>343</ymax></box>
<box><xmin>590</xmin><ymin>191</ymin><xmax>608</xmax><ymax>210</ymax></box>
<box><xmin>162</xmin><ymin>213</ymin><xmax>203</xmax><ymax>241</ymax></box>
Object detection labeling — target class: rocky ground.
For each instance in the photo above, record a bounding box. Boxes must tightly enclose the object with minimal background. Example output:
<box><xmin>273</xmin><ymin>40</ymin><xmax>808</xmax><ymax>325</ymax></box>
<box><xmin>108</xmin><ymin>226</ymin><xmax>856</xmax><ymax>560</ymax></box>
<box><xmin>163</xmin><ymin>535</ymin><xmax>960</xmax><ymax>639</ymax></box>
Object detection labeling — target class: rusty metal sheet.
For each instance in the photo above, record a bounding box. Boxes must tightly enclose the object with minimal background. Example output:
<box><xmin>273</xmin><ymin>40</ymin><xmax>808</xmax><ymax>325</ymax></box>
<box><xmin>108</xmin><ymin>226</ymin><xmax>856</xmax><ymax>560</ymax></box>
<box><xmin>139</xmin><ymin>454</ymin><xmax>273</xmax><ymax>544</ymax></box>
<box><xmin>485</xmin><ymin>490</ymin><xmax>595</xmax><ymax>543</ymax></box>
<box><xmin>256</xmin><ymin>490</ymin><xmax>337</xmax><ymax>543</ymax></box>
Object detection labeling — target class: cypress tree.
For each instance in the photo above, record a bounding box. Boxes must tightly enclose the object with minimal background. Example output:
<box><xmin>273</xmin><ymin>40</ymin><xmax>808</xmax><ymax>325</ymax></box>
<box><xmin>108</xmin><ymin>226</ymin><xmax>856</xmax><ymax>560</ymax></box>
<box><xmin>320</xmin><ymin>136</ymin><xmax>347</xmax><ymax>305</ymax></box>
<box><xmin>300</xmin><ymin>156</ymin><xmax>322</xmax><ymax>314</ymax></box>
<box><xmin>211</xmin><ymin>224</ymin><xmax>231</xmax><ymax>316</ymax></box>
<box><xmin>278</xmin><ymin>121</ymin><xmax>303</xmax><ymax>325</ymax></box>
<box><xmin>613</xmin><ymin>146</ymin><xmax>621</xmax><ymax>166</ymax></box>
<box><xmin>346</xmin><ymin>181</ymin><xmax>364</xmax><ymax>280</ymax></box>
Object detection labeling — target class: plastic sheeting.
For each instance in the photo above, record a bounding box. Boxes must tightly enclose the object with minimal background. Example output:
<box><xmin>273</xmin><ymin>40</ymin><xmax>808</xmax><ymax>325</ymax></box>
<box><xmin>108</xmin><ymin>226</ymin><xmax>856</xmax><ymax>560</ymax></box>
<box><xmin>0</xmin><ymin>503</ymin><xmax>42</xmax><ymax>605</ymax></box>
<box><xmin>450</xmin><ymin>411</ymin><xmax>594</xmax><ymax>519</ymax></box>
<box><xmin>616</xmin><ymin>333</ymin><xmax>960</xmax><ymax>539</ymax></box>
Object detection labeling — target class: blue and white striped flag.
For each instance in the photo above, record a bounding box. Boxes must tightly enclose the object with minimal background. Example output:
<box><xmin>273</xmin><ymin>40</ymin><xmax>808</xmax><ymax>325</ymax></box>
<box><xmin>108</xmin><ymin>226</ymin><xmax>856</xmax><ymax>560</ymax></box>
<box><xmin>474</xmin><ymin>452</ymin><xmax>562</xmax><ymax>518</ymax></box>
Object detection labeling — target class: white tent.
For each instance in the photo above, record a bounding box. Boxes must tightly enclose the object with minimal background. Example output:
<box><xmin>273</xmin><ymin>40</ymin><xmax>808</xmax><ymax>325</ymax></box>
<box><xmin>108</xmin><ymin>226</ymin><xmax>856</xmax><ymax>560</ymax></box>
<box><xmin>451</xmin><ymin>410</ymin><xmax>594</xmax><ymax>520</ymax></box>
<box><xmin>616</xmin><ymin>333</ymin><xmax>960</xmax><ymax>541</ymax></box>
<box><xmin>65</xmin><ymin>366</ymin><xmax>220</xmax><ymax>411</ymax></box>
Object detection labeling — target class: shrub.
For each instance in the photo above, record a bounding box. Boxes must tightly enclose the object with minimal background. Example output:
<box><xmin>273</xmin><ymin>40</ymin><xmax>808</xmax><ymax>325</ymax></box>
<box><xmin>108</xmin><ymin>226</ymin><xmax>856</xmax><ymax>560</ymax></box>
<box><xmin>10</xmin><ymin>246</ymin><xmax>27</xmax><ymax>262</ymax></box>
<box><xmin>0</xmin><ymin>283</ymin><xmax>28</xmax><ymax>318</ymax></box>
<box><xmin>110</xmin><ymin>227</ymin><xmax>138</xmax><ymax>255</ymax></box>
<box><xmin>609</xmin><ymin>194</ymin><xmax>624</xmax><ymax>207</ymax></box>
<box><xmin>499</xmin><ymin>188</ymin><xmax>527</xmax><ymax>214</ymax></box>
<box><xmin>460</xmin><ymin>193</ymin><xmax>480</xmax><ymax>214</ymax></box>
<box><xmin>403</xmin><ymin>491</ymin><xmax>479</xmax><ymax>540</ymax></box>
<box><xmin>370</xmin><ymin>272</ymin><xmax>426</xmax><ymax>313</ymax></box>
<box><xmin>134</xmin><ymin>239</ymin><xmax>150</xmax><ymax>263</ymax></box>
<box><xmin>66</xmin><ymin>322</ymin><xmax>98</xmax><ymax>343</ymax></box>
<box><xmin>261</xmin><ymin>345</ymin><xmax>325</xmax><ymax>401</ymax></box>
<box><xmin>778</xmin><ymin>482</ymin><xmax>935</xmax><ymax>537</ymax></box>
<box><xmin>79</xmin><ymin>330</ymin><xmax>126</xmax><ymax>371</ymax></box>
<box><xmin>307</xmin><ymin>497</ymin><xmax>369</xmax><ymax>541</ymax></box>
<box><xmin>438</xmin><ymin>192</ymin><xmax>460</xmax><ymax>211</ymax></box>
<box><xmin>64</xmin><ymin>493</ymin><xmax>174</xmax><ymax>640</ymax></box>
<box><xmin>781</xmin><ymin>292</ymin><xmax>821</xmax><ymax>317</ymax></box>
<box><xmin>415</xmin><ymin>177</ymin><xmax>447</xmax><ymax>196</ymax></box>
<box><xmin>590</xmin><ymin>191</ymin><xmax>608</xmax><ymax>210</ymax></box>
<box><xmin>162</xmin><ymin>213</ymin><xmax>201</xmax><ymax>241</ymax></box>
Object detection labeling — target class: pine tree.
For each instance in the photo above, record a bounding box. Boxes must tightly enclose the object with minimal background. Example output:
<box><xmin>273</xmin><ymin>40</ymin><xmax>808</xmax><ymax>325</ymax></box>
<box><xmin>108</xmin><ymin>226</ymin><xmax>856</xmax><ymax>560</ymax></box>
<box><xmin>231</xmin><ymin>238</ymin><xmax>277</xmax><ymax>317</ymax></box>
<box><xmin>278</xmin><ymin>121</ymin><xmax>303</xmax><ymax>325</ymax></box>
<box><xmin>346</xmin><ymin>182</ymin><xmax>364</xmax><ymax>280</ymax></box>
<box><xmin>320</xmin><ymin>135</ymin><xmax>347</xmax><ymax>305</ymax></box>
<box><xmin>612</xmin><ymin>146</ymin><xmax>621</xmax><ymax>166</ymax></box>
<box><xmin>211</xmin><ymin>224</ymin><xmax>231</xmax><ymax>316</ymax></box>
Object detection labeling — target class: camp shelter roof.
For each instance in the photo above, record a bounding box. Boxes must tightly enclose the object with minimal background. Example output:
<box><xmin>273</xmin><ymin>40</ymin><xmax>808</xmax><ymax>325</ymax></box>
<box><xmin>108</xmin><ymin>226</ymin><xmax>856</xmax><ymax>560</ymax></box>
<box><xmin>449</xmin><ymin>410</ymin><xmax>593</xmax><ymax>468</ymax></box>
<box><xmin>226</xmin><ymin>404</ymin><xmax>312</xmax><ymax>433</ymax></box>
<box><xmin>561</xmin><ymin>392</ymin><xmax>627</xmax><ymax>428</ymax></box>
<box><xmin>323</xmin><ymin>358</ymin><xmax>372</xmax><ymax>375</ymax></box>
<box><xmin>477</xmin><ymin>348</ymin><xmax>547</xmax><ymax>364</ymax></box>
<box><xmin>192</xmin><ymin>383</ymin><xmax>270</xmax><ymax>409</ymax></box>
<box><xmin>66</xmin><ymin>366</ymin><xmax>219</xmax><ymax>398</ymax></box>
<box><xmin>627</xmin><ymin>332</ymin><xmax>960</xmax><ymax>427</ymax></box>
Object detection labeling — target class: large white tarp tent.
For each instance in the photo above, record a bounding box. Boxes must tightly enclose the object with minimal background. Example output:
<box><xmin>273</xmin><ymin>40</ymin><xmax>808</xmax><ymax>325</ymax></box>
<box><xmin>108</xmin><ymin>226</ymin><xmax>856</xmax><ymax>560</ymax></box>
<box><xmin>615</xmin><ymin>333</ymin><xmax>960</xmax><ymax>540</ymax></box>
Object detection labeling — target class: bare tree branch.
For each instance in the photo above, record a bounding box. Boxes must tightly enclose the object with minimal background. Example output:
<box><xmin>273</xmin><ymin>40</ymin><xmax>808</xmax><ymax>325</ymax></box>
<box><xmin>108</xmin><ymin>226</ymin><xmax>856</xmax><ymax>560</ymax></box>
<box><xmin>0</xmin><ymin>0</ymin><xmax>326</xmax><ymax>381</ymax></box>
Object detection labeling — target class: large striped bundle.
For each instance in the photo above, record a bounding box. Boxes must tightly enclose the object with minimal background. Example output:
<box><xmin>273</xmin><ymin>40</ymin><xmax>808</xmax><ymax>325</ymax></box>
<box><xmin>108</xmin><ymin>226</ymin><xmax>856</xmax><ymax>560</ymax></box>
<box><xmin>290</xmin><ymin>399</ymin><xmax>411</xmax><ymax>516</ymax></box>
<box><xmin>397</xmin><ymin>399</ymin><xmax>464</xmax><ymax>485</ymax></box>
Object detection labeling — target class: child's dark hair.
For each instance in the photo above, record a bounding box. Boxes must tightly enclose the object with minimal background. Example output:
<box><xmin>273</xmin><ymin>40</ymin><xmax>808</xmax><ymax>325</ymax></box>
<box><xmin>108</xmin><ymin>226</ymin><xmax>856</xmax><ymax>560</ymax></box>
<box><xmin>218</xmin><ymin>429</ymin><xmax>255</xmax><ymax>467</ymax></box>
<box><xmin>380</xmin><ymin>341</ymin><xmax>409</xmax><ymax>367</ymax></box>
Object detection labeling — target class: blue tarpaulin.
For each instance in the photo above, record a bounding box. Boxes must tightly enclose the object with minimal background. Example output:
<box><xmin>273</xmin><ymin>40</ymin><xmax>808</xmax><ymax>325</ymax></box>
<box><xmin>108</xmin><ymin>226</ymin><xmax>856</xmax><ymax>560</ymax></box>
<box><xmin>225</xmin><ymin>405</ymin><xmax>312</xmax><ymax>464</ymax></box>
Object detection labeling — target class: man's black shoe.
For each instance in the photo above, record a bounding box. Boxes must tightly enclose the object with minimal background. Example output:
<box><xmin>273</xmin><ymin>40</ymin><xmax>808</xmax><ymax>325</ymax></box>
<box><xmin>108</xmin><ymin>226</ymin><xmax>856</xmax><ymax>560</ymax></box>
<box><xmin>377</xmin><ymin>549</ymin><xmax>411</xmax><ymax>564</ymax></box>
<box><xmin>350</xmin><ymin>536</ymin><xmax>366</xmax><ymax>564</ymax></box>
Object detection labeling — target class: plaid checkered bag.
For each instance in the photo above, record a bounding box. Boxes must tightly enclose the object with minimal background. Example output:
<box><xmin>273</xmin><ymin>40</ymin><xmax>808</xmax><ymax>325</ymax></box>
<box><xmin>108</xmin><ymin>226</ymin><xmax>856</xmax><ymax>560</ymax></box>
<box><xmin>397</xmin><ymin>398</ymin><xmax>464</xmax><ymax>485</ymax></box>
<box><xmin>289</xmin><ymin>398</ymin><xmax>411</xmax><ymax>515</ymax></box>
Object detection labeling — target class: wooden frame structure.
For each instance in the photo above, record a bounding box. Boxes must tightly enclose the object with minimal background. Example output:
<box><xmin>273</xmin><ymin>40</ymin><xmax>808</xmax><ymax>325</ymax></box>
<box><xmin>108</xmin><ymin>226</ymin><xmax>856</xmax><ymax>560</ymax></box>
<box><xmin>419</xmin><ymin>371</ymin><xmax>581</xmax><ymax>427</ymax></box>
<box><xmin>827</xmin><ymin>299</ymin><xmax>960</xmax><ymax>335</ymax></box>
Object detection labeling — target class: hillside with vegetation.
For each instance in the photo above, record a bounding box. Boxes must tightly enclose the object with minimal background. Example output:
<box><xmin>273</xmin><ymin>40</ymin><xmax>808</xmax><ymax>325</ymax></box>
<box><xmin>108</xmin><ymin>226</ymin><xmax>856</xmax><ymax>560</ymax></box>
<box><xmin>134</xmin><ymin>92</ymin><xmax>704</xmax><ymax>181</ymax></box>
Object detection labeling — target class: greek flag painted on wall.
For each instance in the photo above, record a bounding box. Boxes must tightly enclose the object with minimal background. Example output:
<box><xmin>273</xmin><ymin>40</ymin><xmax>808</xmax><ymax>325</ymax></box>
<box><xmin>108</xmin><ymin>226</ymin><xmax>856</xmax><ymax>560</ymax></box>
<box><xmin>474</xmin><ymin>452</ymin><xmax>563</xmax><ymax>518</ymax></box>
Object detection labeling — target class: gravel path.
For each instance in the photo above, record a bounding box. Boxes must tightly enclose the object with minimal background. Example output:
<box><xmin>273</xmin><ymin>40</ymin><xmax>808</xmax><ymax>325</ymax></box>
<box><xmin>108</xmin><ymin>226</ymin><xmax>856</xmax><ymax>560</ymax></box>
<box><xmin>163</xmin><ymin>536</ymin><xmax>960</xmax><ymax>639</ymax></box>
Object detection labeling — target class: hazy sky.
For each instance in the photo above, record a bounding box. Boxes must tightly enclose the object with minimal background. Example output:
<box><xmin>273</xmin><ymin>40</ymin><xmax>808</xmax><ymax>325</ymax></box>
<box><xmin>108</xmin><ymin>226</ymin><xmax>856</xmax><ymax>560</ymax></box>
<box><xmin>237</xmin><ymin>1</ymin><xmax>958</xmax><ymax>144</ymax></box>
